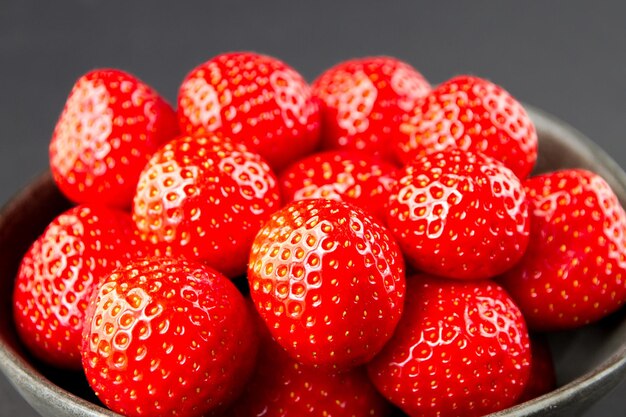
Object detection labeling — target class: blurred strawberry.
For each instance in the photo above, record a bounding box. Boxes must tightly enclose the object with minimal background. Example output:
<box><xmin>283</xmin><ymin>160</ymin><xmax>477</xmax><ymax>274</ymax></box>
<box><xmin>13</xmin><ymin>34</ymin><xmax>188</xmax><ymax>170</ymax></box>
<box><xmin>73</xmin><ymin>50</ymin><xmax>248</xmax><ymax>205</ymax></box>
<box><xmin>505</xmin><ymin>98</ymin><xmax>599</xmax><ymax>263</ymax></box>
<box><xmin>178</xmin><ymin>51</ymin><xmax>320</xmax><ymax>171</ymax></box>
<box><xmin>225</xmin><ymin>311</ymin><xmax>391</xmax><ymax>417</ymax></box>
<box><xmin>367</xmin><ymin>275</ymin><xmax>532</xmax><ymax>417</ymax></box>
<box><xmin>395</xmin><ymin>75</ymin><xmax>537</xmax><ymax>179</ymax></box>
<box><xmin>279</xmin><ymin>150</ymin><xmax>398</xmax><ymax>221</ymax></box>
<box><xmin>500</xmin><ymin>169</ymin><xmax>626</xmax><ymax>330</ymax></box>
<box><xmin>517</xmin><ymin>335</ymin><xmax>557</xmax><ymax>404</ymax></box>
<box><xmin>132</xmin><ymin>133</ymin><xmax>281</xmax><ymax>278</ymax></box>
<box><xmin>13</xmin><ymin>205</ymin><xmax>146</xmax><ymax>369</ymax></box>
<box><xmin>312</xmin><ymin>56</ymin><xmax>430</xmax><ymax>163</ymax></box>
<box><xmin>50</xmin><ymin>69</ymin><xmax>178</xmax><ymax>209</ymax></box>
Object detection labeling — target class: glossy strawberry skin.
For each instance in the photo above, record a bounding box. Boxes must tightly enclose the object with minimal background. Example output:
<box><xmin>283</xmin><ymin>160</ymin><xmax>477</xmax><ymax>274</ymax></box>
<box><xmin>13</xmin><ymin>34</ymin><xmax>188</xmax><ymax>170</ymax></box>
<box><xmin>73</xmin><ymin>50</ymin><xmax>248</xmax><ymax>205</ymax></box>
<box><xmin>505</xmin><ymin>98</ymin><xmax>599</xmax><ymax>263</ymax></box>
<box><xmin>50</xmin><ymin>69</ymin><xmax>179</xmax><ymax>209</ymax></box>
<box><xmin>386</xmin><ymin>149</ymin><xmax>530</xmax><ymax>280</ymax></box>
<box><xmin>81</xmin><ymin>257</ymin><xmax>258</xmax><ymax>417</ymax></box>
<box><xmin>248</xmin><ymin>199</ymin><xmax>406</xmax><ymax>370</ymax></box>
<box><xmin>395</xmin><ymin>75</ymin><xmax>537</xmax><ymax>179</ymax></box>
<box><xmin>500</xmin><ymin>169</ymin><xmax>626</xmax><ymax>330</ymax></box>
<box><xmin>177</xmin><ymin>52</ymin><xmax>321</xmax><ymax>171</ymax></box>
<box><xmin>367</xmin><ymin>275</ymin><xmax>531</xmax><ymax>417</ymax></box>
<box><xmin>312</xmin><ymin>56</ymin><xmax>430</xmax><ymax>163</ymax></box>
<box><xmin>226</xmin><ymin>312</ymin><xmax>391</xmax><ymax>417</ymax></box>
<box><xmin>132</xmin><ymin>133</ymin><xmax>281</xmax><ymax>278</ymax></box>
<box><xmin>13</xmin><ymin>205</ymin><xmax>146</xmax><ymax>369</ymax></box>
<box><xmin>279</xmin><ymin>150</ymin><xmax>398</xmax><ymax>222</ymax></box>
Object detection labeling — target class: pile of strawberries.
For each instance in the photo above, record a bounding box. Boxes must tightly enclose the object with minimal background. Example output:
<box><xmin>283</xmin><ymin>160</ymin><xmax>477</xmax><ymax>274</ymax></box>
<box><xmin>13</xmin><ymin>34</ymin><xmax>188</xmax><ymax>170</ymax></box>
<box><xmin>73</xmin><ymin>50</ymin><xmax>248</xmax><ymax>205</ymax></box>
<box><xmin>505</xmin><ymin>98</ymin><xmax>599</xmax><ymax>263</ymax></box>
<box><xmin>11</xmin><ymin>52</ymin><xmax>626</xmax><ymax>417</ymax></box>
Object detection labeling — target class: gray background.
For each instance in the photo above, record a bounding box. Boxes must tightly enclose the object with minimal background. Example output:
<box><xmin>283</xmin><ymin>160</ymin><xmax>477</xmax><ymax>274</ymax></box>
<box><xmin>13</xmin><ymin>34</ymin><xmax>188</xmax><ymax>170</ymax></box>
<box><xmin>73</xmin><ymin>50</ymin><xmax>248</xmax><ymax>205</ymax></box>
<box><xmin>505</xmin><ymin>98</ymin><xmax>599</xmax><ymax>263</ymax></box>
<box><xmin>1</xmin><ymin>0</ymin><xmax>626</xmax><ymax>416</ymax></box>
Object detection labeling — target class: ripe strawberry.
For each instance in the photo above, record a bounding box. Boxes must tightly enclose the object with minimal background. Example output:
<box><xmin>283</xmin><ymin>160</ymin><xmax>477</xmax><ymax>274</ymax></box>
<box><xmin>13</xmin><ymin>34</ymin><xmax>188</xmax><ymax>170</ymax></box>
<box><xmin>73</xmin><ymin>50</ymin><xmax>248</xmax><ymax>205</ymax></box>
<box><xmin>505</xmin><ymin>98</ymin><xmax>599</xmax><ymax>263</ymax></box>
<box><xmin>81</xmin><ymin>257</ymin><xmax>258</xmax><ymax>417</ymax></box>
<box><xmin>367</xmin><ymin>275</ymin><xmax>532</xmax><ymax>417</ymax></box>
<box><xmin>386</xmin><ymin>149</ymin><xmax>530</xmax><ymax>280</ymax></box>
<box><xmin>279</xmin><ymin>150</ymin><xmax>398</xmax><ymax>222</ymax></box>
<box><xmin>132</xmin><ymin>133</ymin><xmax>281</xmax><ymax>278</ymax></box>
<box><xmin>517</xmin><ymin>335</ymin><xmax>556</xmax><ymax>404</ymax></box>
<box><xmin>394</xmin><ymin>75</ymin><xmax>537</xmax><ymax>179</ymax></box>
<box><xmin>177</xmin><ymin>51</ymin><xmax>321</xmax><ymax>171</ymax></box>
<box><xmin>50</xmin><ymin>69</ymin><xmax>179</xmax><ymax>209</ymax></box>
<box><xmin>226</xmin><ymin>310</ymin><xmax>391</xmax><ymax>417</ymax></box>
<box><xmin>500</xmin><ymin>169</ymin><xmax>626</xmax><ymax>330</ymax></box>
<box><xmin>312</xmin><ymin>56</ymin><xmax>430</xmax><ymax>163</ymax></box>
<box><xmin>248</xmin><ymin>198</ymin><xmax>406</xmax><ymax>370</ymax></box>
<box><xmin>13</xmin><ymin>205</ymin><xmax>146</xmax><ymax>369</ymax></box>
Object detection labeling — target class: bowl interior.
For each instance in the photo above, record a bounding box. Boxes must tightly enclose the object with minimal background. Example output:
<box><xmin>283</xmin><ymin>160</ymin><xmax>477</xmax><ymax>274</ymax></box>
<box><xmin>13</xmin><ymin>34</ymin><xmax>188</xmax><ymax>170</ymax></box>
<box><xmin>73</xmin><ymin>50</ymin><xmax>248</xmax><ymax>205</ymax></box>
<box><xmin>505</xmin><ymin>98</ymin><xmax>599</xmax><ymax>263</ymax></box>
<box><xmin>1</xmin><ymin>107</ymin><xmax>626</xmax><ymax>417</ymax></box>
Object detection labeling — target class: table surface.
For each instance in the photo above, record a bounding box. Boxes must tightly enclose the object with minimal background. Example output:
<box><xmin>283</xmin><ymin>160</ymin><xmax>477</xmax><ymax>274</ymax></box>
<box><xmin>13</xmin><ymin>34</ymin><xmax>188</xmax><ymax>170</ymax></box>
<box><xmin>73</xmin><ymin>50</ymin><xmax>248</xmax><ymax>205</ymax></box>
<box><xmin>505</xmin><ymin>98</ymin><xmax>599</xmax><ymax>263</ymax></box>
<box><xmin>2</xmin><ymin>1</ymin><xmax>626</xmax><ymax>416</ymax></box>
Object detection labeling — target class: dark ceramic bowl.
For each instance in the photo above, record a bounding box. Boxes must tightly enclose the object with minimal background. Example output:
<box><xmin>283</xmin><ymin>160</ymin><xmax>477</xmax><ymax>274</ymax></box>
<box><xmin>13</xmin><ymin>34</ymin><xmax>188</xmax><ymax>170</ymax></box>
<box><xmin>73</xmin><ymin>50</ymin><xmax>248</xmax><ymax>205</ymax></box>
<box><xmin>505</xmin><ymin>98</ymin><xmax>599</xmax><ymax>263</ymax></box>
<box><xmin>1</xmin><ymin>106</ymin><xmax>626</xmax><ymax>417</ymax></box>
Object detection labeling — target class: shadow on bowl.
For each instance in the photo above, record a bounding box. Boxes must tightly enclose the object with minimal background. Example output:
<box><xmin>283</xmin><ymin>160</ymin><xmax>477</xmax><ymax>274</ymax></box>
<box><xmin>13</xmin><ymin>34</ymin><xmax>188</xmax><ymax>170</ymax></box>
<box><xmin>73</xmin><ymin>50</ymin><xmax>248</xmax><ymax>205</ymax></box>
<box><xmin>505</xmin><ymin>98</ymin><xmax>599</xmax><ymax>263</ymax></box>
<box><xmin>1</xmin><ymin>106</ymin><xmax>626</xmax><ymax>417</ymax></box>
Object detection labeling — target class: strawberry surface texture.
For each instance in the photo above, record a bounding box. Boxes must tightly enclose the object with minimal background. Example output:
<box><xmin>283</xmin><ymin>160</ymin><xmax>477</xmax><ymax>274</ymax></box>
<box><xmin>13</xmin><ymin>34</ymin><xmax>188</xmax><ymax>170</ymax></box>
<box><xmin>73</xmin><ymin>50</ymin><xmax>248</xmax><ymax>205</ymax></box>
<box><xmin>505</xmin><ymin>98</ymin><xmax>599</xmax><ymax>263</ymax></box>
<box><xmin>81</xmin><ymin>257</ymin><xmax>258</xmax><ymax>417</ymax></box>
<box><xmin>49</xmin><ymin>69</ymin><xmax>178</xmax><ymax>209</ymax></box>
<box><xmin>367</xmin><ymin>276</ymin><xmax>532</xmax><ymax>417</ymax></box>
<box><xmin>14</xmin><ymin>51</ymin><xmax>626</xmax><ymax>417</ymax></box>
<box><xmin>312</xmin><ymin>56</ymin><xmax>431</xmax><ymax>163</ymax></box>
<box><xmin>178</xmin><ymin>51</ymin><xmax>321</xmax><ymax>171</ymax></box>
<box><xmin>248</xmin><ymin>198</ymin><xmax>406</xmax><ymax>371</ymax></box>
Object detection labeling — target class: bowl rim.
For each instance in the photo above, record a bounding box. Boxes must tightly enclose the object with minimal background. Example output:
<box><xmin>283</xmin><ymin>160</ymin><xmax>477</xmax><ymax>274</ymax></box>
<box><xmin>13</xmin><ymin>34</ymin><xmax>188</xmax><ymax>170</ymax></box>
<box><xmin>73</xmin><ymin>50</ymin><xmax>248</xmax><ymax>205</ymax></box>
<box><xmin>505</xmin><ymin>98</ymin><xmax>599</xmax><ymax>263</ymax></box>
<box><xmin>0</xmin><ymin>106</ymin><xmax>625</xmax><ymax>417</ymax></box>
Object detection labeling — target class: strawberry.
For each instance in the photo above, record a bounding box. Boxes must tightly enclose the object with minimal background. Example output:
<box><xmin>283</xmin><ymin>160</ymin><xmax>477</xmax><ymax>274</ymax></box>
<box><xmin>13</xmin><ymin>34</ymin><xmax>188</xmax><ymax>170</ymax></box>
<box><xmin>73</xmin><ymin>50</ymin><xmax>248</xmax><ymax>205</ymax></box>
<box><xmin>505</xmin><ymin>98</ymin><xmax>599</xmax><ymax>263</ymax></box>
<box><xmin>12</xmin><ymin>205</ymin><xmax>146</xmax><ymax>369</ymax></box>
<box><xmin>386</xmin><ymin>149</ymin><xmax>530</xmax><ymax>280</ymax></box>
<box><xmin>499</xmin><ymin>169</ymin><xmax>626</xmax><ymax>330</ymax></box>
<box><xmin>177</xmin><ymin>51</ymin><xmax>321</xmax><ymax>171</ymax></box>
<box><xmin>81</xmin><ymin>257</ymin><xmax>259</xmax><ymax>417</ymax></box>
<box><xmin>312</xmin><ymin>56</ymin><xmax>430</xmax><ymax>163</ymax></box>
<box><xmin>279</xmin><ymin>150</ymin><xmax>398</xmax><ymax>222</ymax></box>
<box><xmin>132</xmin><ymin>133</ymin><xmax>281</xmax><ymax>278</ymax></box>
<box><xmin>226</xmin><ymin>310</ymin><xmax>391</xmax><ymax>417</ymax></box>
<box><xmin>367</xmin><ymin>275</ymin><xmax>532</xmax><ymax>417</ymax></box>
<box><xmin>394</xmin><ymin>75</ymin><xmax>537</xmax><ymax>179</ymax></box>
<box><xmin>50</xmin><ymin>69</ymin><xmax>179</xmax><ymax>209</ymax></box>
<box><xmin>248</xmin><ymin>198</ymin><xmax>406</xmax><ymax>370</ymax></box>
<box><xmin>517</xmin><ymin>335</ymin><xmax>557</xmax><ymax>404</ymax></box>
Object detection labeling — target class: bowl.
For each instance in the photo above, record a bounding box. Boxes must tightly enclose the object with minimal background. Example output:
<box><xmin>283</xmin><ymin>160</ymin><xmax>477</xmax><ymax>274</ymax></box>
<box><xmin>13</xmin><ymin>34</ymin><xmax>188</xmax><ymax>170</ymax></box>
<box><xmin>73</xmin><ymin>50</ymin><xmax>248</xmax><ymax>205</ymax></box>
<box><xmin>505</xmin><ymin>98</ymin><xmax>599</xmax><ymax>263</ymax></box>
<box><xmin>1</xmin><ymin>106</ymin><xmax>626</xmax><ymax>417</ymax></box>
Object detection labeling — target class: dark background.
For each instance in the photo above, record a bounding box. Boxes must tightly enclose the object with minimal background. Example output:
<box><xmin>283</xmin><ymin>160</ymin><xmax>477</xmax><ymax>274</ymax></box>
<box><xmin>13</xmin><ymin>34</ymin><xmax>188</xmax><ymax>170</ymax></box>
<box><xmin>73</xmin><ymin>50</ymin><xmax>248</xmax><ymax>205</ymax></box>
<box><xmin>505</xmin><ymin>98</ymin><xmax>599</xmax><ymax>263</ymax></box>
<box><xmin>1</xmin><ymin>1</ymin><xmax>626</xmax><ymax>416</ymax></box>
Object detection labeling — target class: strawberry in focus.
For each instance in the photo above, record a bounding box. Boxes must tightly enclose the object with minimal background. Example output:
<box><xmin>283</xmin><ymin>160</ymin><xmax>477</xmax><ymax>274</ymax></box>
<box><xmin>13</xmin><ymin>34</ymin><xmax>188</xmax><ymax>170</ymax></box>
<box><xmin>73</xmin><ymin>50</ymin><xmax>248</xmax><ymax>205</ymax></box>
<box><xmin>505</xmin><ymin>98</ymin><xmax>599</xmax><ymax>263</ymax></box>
<box><xmin>367</xmin><ymin>275</ymin><xmax>532</xmax><ymax>417</ymax></box>
<box><xmin>13</xmin><ymin>205</ymin><xmax>146</xmax><ymax>369</ymax></box>
<box><xmin>50</xmin><ymin>69</ymin><xmax>179</xmax><ymax>209</ymax></box>
<box><xmin>248</xmin><ymin>198</ymin><xmax>406</xmax><ymax>370</ymax></box>
<box><xmin>279</xmin><ymin>150</ymin><xmax>398</xmax><ymax>222</ymax></box>
<box><xmin>81</xmin><ymin>257</ymin><xmax>258</xmax><ymax>417</ymax></box>
<box><xmin>312</xmin><ymin>56</ymin><xmax>430</xmax><ymax>163</ymax></box>
<box><xmin>386</xmin><ymin>149</ymin><xmax>530</xmax><ymax>280</ymax></box>
<box><xmin>132</xmin><ymin>133</ymin><xmax>281</xmax><ymax>278</ymax></box>
<box><xmin>500</xmin><ymin>169</ymin><xmax>626</xmax><ymax>330</ymax></box>
<box><xmin>394</xmin><ymin>75</ymin><xmax>537</xmax><ymax>179</ymax></box>
<box><xmin>177</xmin><ymin>51</ymin><xmax>321</xmax><ymax>171</ymax></box>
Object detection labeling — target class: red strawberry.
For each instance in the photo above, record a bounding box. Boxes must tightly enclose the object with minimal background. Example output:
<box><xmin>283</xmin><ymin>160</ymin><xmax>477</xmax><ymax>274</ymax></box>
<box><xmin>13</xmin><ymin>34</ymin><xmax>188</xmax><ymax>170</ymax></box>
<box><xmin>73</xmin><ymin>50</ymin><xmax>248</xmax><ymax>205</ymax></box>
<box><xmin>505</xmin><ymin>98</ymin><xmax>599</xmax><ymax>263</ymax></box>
<box><xmin>500</xmin><ymin>169</ymin><xmax>626</xmax><ymax>330</ymax></box>
<box><xmin>132</xmin><ymin>133</ymin><xmax>281</xmax><ymax>278</ymax></box>
<box><xmin>367</xmin><ymin>275</ymin><xmax>532</xmax><ymax>417</ymax></box>
<box><xmin>517</xmin><ymin>335</ymin><xmax>557</xmax><ymax>404</ymax></box>
<box><xmin>386</xmin><ymin>149</ymin><xmax>530</xmax><ymax>280</ymax></box>
<box><xmin>177</xmin><ymin>52</ymin><xmax>320</xmax><ymax>171</ymax></box>
<box><xmin>395</xmin><ymin>75</ymin><xmax>537</xmax><ymax>179</ymax></box>
<box><xmin>248</xmin><ymin>198</ymin><xmax>406</xmax><ymax>370</ymax></box>
<box><xmin>13</xmin><ymin>205</ymin><xmax>146</xmax><ymax>369</ymax></box>
<box><xmin>279</xmin><ymin>150</ymin><xmax>398</xmax><ymax>222</ymax></box>
<box><xmin>81</xmin><ymin>257</ymin><xmax>258</xmax><ymax>417</ymax></box>
<box><xmin>226</xmin><ymin>311</ymin><xmax>391</xmax><ymax>417</ymax></box>
<box><xmin>50</xmin><ymin>69</ymin><xmax>179</xmax><ymax>209</ymax></box>
<box><xmin>312</xmin><ymin>56</ymin><xmax>430</xmax><ymax>163</ymax></box>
